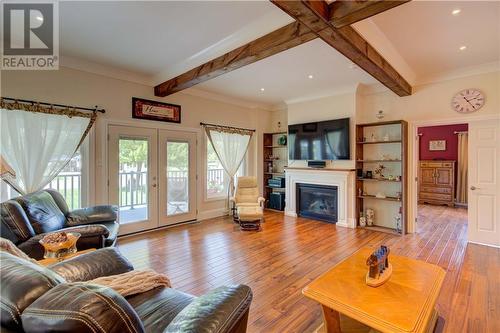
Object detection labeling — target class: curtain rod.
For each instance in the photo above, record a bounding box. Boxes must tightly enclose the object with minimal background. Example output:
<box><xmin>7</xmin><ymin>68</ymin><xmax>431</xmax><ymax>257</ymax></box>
<box><xmin>454</xmin><ymin>131</ymin><xmax>468</xmax><ymax>134</ymax></box>
<box><xmin>200</xmin><ymin>122</ymin><xmax>255</xmax><ymax>132</ymax></box>
<box><xmin>1</xmin><ymin>97</ymin><xmax>105</xmax><ymax>114</ymax></box>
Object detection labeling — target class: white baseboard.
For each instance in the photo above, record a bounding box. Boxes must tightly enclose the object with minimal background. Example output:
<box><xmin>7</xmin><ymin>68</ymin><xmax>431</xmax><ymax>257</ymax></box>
<box><xmin>468</xmin><ymin>240</ymin><xmax>500</xmax><ymax>249</ymax></box>
<box><xmin>285</xmin><ymin>211</ymin><xmax>297</xmax><ymax>217</ymax></box>
<box><xmin>197</xmin><ymin>208</ymin><xmax>229</xmax><ymax>221</ymax></box>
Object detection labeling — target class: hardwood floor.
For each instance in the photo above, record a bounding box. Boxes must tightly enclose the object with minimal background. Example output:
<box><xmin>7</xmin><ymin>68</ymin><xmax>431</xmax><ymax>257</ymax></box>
<box><xmin>117</xmin><ymin>205</ymin><xmax>499</xmax><ymax>333</ymax></box>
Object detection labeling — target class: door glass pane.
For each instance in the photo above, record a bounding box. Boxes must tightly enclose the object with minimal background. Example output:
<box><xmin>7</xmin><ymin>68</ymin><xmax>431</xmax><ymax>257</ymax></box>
<box><xmin>166</xmin><ymin>141</ymin><xmax>189</xmax><ymax>216</ymax></box>
<box><xmin>118</xmin><ymin>138</ymin><xmax>148</xmax><ymax>223</ymax></box>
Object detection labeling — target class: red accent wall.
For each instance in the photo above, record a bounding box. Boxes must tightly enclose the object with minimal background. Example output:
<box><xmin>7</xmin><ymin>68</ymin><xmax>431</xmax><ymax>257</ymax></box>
<box><xmin>418</xmin><ymin>124</ymin><xmax>468</xmax><ymax>160</ymax></box>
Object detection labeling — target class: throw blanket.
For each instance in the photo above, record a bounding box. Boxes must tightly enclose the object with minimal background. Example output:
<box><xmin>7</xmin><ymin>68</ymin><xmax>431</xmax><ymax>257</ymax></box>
<box><xmin>0</xmin><ymin>237</ymin><xmax>171</xmax><ymax>297</ymax></box>
<box><xmin>90</xmin><ymin>269</ymin><xmax>171</xmax><ymax>297</ymax></box>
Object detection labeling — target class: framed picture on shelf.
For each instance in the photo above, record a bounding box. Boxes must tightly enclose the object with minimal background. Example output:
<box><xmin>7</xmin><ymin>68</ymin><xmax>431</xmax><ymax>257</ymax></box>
<box><xmin>132</xmin><ymin>97</ymin><xmax>181</xmax><ymax>123</ymax></box>
<box><xmin>429</xmin><ymin>140</ymin><xmax>446</xmax><ymax>151</ymax></box>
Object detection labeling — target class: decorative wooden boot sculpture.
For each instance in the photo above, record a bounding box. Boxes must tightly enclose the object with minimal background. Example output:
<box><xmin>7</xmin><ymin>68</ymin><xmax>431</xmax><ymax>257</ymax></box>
<box><xmin>366</xmin><ymin>245</ymin><xmax>392</xmax><ymax>287</ymax></box>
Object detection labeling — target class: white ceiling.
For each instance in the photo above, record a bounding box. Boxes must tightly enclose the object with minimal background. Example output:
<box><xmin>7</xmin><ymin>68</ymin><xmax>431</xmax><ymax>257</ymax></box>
<box><xmin>57</xmin><ymin>1</ymin><xmax>500</xmax><ymax>108</ymax></box>
<box><xmin>370</xmin><ymin>0</ymin><xmax>500</xmax><ymax>82</ymax></box>
<box><xmin>197</xmin><ymin>38</ymin><xmax>376</xmax><ymax>105</ymax></box>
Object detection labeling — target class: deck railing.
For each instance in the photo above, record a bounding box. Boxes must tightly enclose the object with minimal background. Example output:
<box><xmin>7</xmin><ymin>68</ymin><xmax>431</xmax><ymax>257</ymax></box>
<box><xmin>45</xmin><ymin>168</ymin><xmax>226</xmax><ymax>211</ymax></box>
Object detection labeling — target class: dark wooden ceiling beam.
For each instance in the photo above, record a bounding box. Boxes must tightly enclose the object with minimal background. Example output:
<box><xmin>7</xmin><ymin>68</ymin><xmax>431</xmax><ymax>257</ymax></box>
<box><xmin>329</xmin><ymin>0</ymin><xmax>411</xmax><ymax>28</ymax></box>
<box><xmin>154</xmin><ymin>21</ymin><xmax>317</xmax><ymax>97</ymax></box>
<box><xmin>271</xmin><ymin>0</ymin><xmax>412</xmax><ymax>96</ymax></box>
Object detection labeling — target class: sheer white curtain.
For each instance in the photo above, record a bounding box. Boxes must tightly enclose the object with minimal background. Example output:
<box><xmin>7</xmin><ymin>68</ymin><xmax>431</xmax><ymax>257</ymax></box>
<box><xmin>204</xmin><ymin>126</ymin><xmax>253</xmax><ymax>207</ymax></box>
<box><xmin>0</xmin><ymin>108</ymin><xmax>94</xmax><ymax>194</ymax></box>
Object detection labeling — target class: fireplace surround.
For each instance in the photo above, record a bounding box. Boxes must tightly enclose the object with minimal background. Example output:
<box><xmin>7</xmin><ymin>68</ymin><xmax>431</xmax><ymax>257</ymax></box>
<box><xmin>284</xmin><ymin>168</ymin><xmax>356</xmax><ymax>228</ymax></box>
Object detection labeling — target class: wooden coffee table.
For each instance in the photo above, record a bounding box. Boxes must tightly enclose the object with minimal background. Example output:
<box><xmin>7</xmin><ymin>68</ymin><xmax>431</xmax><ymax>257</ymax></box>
<box><xmin>303</xmin><ymin>247</ymin><xmax>445</xmax><ymax>333</ymax></box>
<box><xmin>37</xmin><ymin>248</ymin><xmax>96</xmax><ymax>266</ymax></box>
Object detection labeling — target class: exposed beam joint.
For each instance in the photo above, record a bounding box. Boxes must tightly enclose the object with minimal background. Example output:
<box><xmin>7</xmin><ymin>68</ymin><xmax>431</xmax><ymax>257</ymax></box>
<box><xmin>329</xmin><ymin>0</ymin><xmax>411</xmax><ymax>28</ymax></box>
<box><xmin>155</xmin><ymin>21</ymin><xmax>317</xmax><ymax>97</ymax></box>
<box><xmin>271</xmin><ymin>0</ymin><xmax>412</xmax><ymax>96</ymax></box>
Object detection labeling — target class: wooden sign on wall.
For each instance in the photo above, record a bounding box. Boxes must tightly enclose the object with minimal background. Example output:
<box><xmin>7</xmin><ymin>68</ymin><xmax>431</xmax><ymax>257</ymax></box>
<box><xmin>132</xmin><ymin>97</ymin><xmax>181</xmax><ymax>123</ymax></box>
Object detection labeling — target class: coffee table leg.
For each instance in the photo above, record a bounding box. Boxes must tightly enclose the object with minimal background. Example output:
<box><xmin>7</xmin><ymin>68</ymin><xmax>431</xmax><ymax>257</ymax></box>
<box><xmin>322</xmin><ymin>305</ymin><xmax>341</xmax><ymax>333</ymax></box>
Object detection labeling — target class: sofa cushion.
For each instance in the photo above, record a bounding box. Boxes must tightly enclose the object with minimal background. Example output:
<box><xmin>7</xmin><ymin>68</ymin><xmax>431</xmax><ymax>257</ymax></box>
<box><xmin>1</xmin><ymin>200</ymin><xmax>36</xmax><ymax>244</ymax></box>
<box><xmin>0</xmin><ymin>252</ymin><xmax>65</xmax><ymax>331</ymax></box>
<box><xmin>127</xmin><ymin>287</ymin><xmax>194</xmax><ymax>332</ymax></box>
<box><xmin>22</xmin><ymin>283</ymin><xmax>145</xmax><ymax>333</ymax></box>
<box><xmin>15</xmin><ymin>191</ymin><xmax>66</xmax><ymax>234</ymax></box>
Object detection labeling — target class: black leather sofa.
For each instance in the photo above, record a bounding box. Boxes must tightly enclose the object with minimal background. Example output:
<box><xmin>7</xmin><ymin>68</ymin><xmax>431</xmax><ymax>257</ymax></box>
<box><xmin>0</xmin><ymin>248</ymin><xmax>252</xmax><ymax>333</ymax></box>
<box><xmin>0</xmin><ymin>189</ymin><xmax>118</xmax><ymax>259</ymax></box>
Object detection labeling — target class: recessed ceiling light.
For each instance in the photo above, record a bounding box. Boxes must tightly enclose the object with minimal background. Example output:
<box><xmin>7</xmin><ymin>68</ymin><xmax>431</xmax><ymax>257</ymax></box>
<box><xmin>36</xmin><ymin>16</ymin><xmax>43</xmax><ymax>21</ymax></box>
<box><xmin>260</xmin><ymin>88</ymin><xmax>265</xmax><ymax>92</ymax></box>
<box><xmin>459</xmin><ymin>45</ymin><xmax>467</xmax><ymax>51</ymax></box>
<box><xmin>308</xmin><ymin>74</ymin><xmax>314</xmax><ymax>79</ymax></box>
<box><xmin>452</xmin><ymin>9</ymin><xmax>461</xmax><ymax>16</ymax></box>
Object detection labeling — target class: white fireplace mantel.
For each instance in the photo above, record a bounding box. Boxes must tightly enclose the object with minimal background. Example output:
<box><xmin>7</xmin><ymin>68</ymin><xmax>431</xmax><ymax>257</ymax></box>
<box><xmin>284</xmin><ymin>168</ymin><xmax>356</xmax><ymax>228</ymax></box>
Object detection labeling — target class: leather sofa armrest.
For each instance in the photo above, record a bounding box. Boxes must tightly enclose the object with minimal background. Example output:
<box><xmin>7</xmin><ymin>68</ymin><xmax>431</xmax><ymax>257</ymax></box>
<box><xmin>18</xmin><ymin>225</ymin><xmax>110</xmax><ymax>260</ymax></box>
<box><xmin>49</xmin><ymin>247</ymin><xmax>134</xmax><ymax>282</ymax></box>
<box><xmin>66</xmin><ymin>205</ymin><xmax>118</xmax><ymax>226</ymax></box>
<box><xmin>164</xmin><ymin>285</ymin><xmax>252</xmax><ymax>333</ymax></box>
<box><xmin>21</xmin><ymin>283</ymin><xmax>145</xmax><ymax>333</ymax></box>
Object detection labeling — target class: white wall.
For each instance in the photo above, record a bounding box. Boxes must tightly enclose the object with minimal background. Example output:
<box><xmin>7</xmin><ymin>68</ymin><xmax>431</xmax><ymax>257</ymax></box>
<box><xmin>357</xmin><ymin>71</ymin><xmax>500</xmax><ymax>123</ymax></box>
<box><xmin>2</xmin><ymin>67</ymin><xmax>273</xmax><ymax>220</ymax></box>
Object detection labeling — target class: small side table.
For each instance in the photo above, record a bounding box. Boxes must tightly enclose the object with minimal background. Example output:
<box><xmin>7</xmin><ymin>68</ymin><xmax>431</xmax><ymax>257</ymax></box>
<box><xmin>37</xmin><ymin>248</ymin><xmax>96</xmax><ymax>266</ymax></box>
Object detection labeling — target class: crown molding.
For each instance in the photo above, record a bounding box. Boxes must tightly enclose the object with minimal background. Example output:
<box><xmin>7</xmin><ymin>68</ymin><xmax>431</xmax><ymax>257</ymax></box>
<box><xmin>285</xmin><ymin>84</ymin><xmax>358</xmax><ymax>105</ymax></box>
<box><xmin>181</xmin><ymin>87</ymin><xmax>276</xmax><ymax>111</ymax></box>
<box><xmin>415</xmin><ymin>61</ymin><xmax>500</xmax><ymax>86</ymax></box>
<box><xmin>60</xmin><ymin>55</ymin><xmax>155</xmax><ymax>86</ymax></box>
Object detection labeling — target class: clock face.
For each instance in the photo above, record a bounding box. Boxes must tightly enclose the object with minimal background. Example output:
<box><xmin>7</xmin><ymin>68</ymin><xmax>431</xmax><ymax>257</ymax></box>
<box><xmin>451</xmin><ymin>89</ymin><xmax>485</xmax><ymax>113</ymax></box>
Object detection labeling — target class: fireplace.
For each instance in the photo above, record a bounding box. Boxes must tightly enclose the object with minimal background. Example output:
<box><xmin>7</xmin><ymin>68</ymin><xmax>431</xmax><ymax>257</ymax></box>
<box><xmin>296</xmin><ymin>183</ymin><xmax>338</xmax><ymax>223</ymax></box>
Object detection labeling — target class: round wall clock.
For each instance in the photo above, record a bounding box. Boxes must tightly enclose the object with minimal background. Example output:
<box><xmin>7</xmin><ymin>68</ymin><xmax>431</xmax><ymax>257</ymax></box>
<box><xmin>451</xmin><ymin>88</ymin><xmax>485</xmax><ymax>113</ymax></box>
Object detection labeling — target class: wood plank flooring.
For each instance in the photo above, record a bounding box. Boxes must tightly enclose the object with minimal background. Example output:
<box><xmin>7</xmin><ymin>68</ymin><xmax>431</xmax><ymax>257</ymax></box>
<box><xmin>117</xmin><ymin>205</ymin><xmax>499</xmax><ymax>333</ymax></box>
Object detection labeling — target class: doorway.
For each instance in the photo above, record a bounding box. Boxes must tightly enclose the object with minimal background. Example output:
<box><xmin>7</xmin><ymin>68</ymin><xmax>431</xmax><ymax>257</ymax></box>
<box><xmin>108</xmin><ymin>125</ymin><xmax>197</xmax><ymax>235</ymax></box>
<box><xmin>411</xmin><ymin>119</ymin><xmax>500</xmax><ymax>247</ymax></box>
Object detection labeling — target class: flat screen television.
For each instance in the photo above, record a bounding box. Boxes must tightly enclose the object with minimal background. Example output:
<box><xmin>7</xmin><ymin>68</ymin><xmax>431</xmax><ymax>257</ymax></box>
<box><xmin>288</xmin><ymin>118</ymin><xmax>350</xmax><ymax>160</ymax></box>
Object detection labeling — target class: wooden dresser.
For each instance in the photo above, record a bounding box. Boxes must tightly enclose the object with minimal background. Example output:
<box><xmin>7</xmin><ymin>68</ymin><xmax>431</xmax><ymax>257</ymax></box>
<box><xmin>418</xmin><ymin>160</ymin><xmax>455</xmax><ymax>207</ymax></box>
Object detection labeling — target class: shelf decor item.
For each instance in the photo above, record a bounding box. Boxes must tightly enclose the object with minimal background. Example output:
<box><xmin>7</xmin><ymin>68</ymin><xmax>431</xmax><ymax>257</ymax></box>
<box><xmin>374</xmin><ymin>164</ymin><xmax>385</xmax><ymax>179</ymax></box>
<box><xmin>39</xmin><ymin>231</ymin><xmax>81</xmax><ymax>259</ymax></box>
<box><xmin>366</xmin><ymin>245</ymin><xmax>392</xmax><ymax>287</ymax></box>
<box><xmin>278</xmin><ymin>135</ymin><xmax>287</xmax><ymax>146</ymax></box>
<box><xmin>366</xmin><ymin>208</ymin><xmax>374</xmax><ymax>226</ymax></box>
<box><xmin>359</xmin><ymin>213</ymin><xmax>366</xmax><ymax>227</ymax></box>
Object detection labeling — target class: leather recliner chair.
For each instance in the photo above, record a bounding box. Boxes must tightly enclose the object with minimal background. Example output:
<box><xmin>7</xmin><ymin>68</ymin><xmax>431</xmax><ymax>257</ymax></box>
<box><xmin>0</xmin><ymin>249</ymin><xmax>252</xmax><ymax>333</ymax></box>
<box><xmin>0</xmin><ymin>189</ymin><xmax>119</xmax><ymax>259</ymax></box>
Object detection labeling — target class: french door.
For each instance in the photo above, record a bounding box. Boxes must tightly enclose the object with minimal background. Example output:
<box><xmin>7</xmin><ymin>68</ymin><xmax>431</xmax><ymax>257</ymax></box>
<box><xmin>158</xmin><ymin>130</ymin><xmax>197</xmax><ymax>226</ymax></box>
<box><xmin>108</xmin><ymin>125</ymin><xmax>197</xmax><ymax>235</ymax></box>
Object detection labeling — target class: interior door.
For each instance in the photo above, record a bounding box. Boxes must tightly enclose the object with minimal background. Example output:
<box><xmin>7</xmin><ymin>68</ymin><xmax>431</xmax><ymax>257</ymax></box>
<box><xmin>108</xmin><ymin>125</ymin><xmax>158</xmax><ymax>235</ymax></box>
<box><xmin>468</xmin><ymin>119</ymin><xmax>500</xmax><ymax>246</ymax></box>
<box><xmin>158</xmin><ymin>130</ymin><xmax>197</xmax><ymax>225</ymax></box>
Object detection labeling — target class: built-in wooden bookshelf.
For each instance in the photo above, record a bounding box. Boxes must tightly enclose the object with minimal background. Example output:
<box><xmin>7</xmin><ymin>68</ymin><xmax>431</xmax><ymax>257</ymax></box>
<box><xmin>356</xmin><ymin>120</ymin><xmax>408</xmax><ymax>235</ymax></box>
<box><xmin>263</xmin><ymin>131</ymin><xmax>287</xmax><ymax>211</ymax></box>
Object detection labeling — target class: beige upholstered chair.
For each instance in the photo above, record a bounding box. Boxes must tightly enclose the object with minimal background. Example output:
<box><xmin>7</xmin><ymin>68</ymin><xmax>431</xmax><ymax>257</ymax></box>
<box><xmin>230</xmin><ymin>177</ymin><xmax>265</xmax><ymax>229</ymax></box>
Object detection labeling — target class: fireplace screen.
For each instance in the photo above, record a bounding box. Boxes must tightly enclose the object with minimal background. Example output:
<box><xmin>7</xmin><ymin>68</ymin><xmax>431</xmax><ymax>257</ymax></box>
<box><xmin>296</xmin><ymin>183</ymin><xmax>338</xmax><ymax>223</ymax></box>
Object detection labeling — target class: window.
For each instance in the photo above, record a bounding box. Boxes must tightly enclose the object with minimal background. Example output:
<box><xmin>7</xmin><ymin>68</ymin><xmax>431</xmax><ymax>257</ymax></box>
<box><xmin>0</xmin><ymin>146</ymin><xmax>88</xmax><ymax>210</ymax></box>
<box><xmin>206</xmin><ymin>138</ymin><xmax>246</xmax><ymax>200</ymax></box>
<box><xmin>44</xmin><ymin>147</ymin><xmax>86</xmax><ymax>210</ymax></box>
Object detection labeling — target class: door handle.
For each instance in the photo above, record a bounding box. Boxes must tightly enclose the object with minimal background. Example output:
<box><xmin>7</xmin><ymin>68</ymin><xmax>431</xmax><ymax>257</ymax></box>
<box><xmin>152</xmin><ymin>184</ymin><xmax>157</xmax><ymax>188</ymax></box>
<box><xmin>470</xmin><ymin>186</ymin><xmax>479</xmax><ymax>190</ymax></box>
